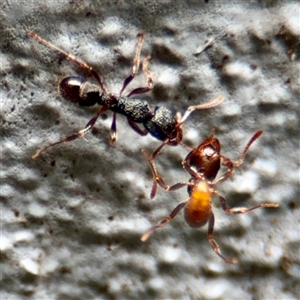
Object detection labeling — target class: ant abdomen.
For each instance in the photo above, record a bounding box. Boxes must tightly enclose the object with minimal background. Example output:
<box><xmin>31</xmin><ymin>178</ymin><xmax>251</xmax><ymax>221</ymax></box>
<box><xmin>59</xmin><ymin>76</ymin><xmax>84</xmax><ymax>103</ymax></box>
<box><xmin>184</xmin><ymin>180</ymin><xmax>211</xmax><ymax>228</ymax></box>
<box><xmin>59</xmin><ymin>76</ymin><xmax>100</xmax><ymax>107</ymax></box>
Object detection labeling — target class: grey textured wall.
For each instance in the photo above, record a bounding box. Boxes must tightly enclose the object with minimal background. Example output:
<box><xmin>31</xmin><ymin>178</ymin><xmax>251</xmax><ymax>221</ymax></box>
<box><xmin>1</xmin><ymin>1</ymin><xmax>299</xmax><ymax>299</ymax></box>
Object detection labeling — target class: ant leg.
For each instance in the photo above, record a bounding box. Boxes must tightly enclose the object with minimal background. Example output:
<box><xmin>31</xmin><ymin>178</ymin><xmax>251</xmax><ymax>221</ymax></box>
<box><xmin>177</xmin><ymin>95</ymin><xmax>225</xmax><ymax>127</ymax></box>
<box><xmin>124</xmin><ymin>55</ymin><xmax>153</xmax><ymax>135</ymax></box>
<box><xmin>179</xmin><ymin>141</ymin><xmax>194</xmax><ymax>152</ymax></box>
<box><xmin>29</xmin><ymin>31</ymin><xmax>108</xmax><ymax>93</ymax></box>
<box><xmin>168</xmin><ymin>96</ymin><xmax>223</xmax><ymax>146</ymax></box>
<box><xmin>127</xmin><ymin>55</ymin><xmax>153</xmax><ymax>97</ymax></box>
<box><xmin>141</xmin><ymin>200</ymin><xmax>187</xmax><ymax>242</ymax></box>
<box><xmin>110</xmin><ymin>112</ymin><xmax>118</xmax><ymax>143</ymax></box>
<box><xmin>111</xmin><ymin>110</ymin><xmax>151</xmax><ymax>142</ymax></box>
<box><xmin>231</xmin><ymin>130</ymin><xmax>263</xmax><ymax>167</ymax></box>
<box><xmin>32</xmin><ymin>105</ymin><xmax>108</xmax><ymax>159</ymax></box>
<box><xmin>207</xmin><ymin>213</ymin><xmax>238</xmax><ymax>264</ymax></box>
<box><xmin>213</xmin><ymin>190</ymin><xmax>279</xmax><ymax>214</ymax></box>
<box><xmin>210</xmin><ymin>158</ymin><xmax>234</xmax><ymax>185</ymax></box>
<box><xmin>111</xmin><ymin>55</ymin><xmax>153</xmax><ymax>142</ymax></box>
<box><xmin>119</xmin><ymin>31</ymin><xmax>146</xmax><ymax>96</ymax></box>
<box><xmin>142</xmin><ymin>145</ymin><xmax>170</xmax><ymax>199</ymax></box>
<box><xmin>127</xmin><ymin>119</ymin><xmax>148</xmax><ymax>136</ymax></box>
<box><xmin>111</xmin><ymin>56</ymin><xmax>153</xmax><ymax>141</ymax></box>
<box><xmin>111</xmin><ymin>33</ymin><xmax>152</xmax><ymax>142</ymax></box>
<box><xmin>213</xmin><ymin>131</ymin><xmax>263</xmax><ymax>185</ymax></box>
<box><xmin>142</xmin><ymin>145</ymin><xmax>190</xmax><ymax>198</ymax></box>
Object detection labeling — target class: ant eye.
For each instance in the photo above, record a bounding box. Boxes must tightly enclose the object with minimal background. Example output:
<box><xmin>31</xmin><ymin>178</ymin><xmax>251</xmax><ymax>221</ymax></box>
<box><xmin>59</xmin><ymin>75</ymin><xmax>85</xmax><ymax>104</ymax></box>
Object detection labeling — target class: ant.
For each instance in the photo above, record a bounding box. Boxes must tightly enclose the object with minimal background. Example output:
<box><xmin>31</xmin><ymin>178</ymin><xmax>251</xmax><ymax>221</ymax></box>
<box><xmin>29</xmin><ymin>31</ymin><xmax>224</xmax><ymax>160</ymax></box>
<box><xmin>141</xmin><ymin>130</ymin><xmax>279</xmax><ymax>263</ymax></box>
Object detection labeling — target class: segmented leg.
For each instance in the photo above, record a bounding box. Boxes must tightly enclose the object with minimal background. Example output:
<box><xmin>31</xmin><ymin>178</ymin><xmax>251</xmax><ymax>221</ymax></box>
<box><xmin>142</xmin><ymin>146</ymin><xmax>191</xmax><ymax>198</ymax></box>
<box><xmin>177</xmin><ymin>95</ymin><xmax>225</xmax><ymax>127</ymax></box>
<box><xmin>207</xmin><ymin>213</ymin><xmax>238</xmax><ymax>264</ymax></box>
<box><xmin>119</xmin><ymin>32</ymin><xmax>151</xmax><ymax>96</ymax></box>
<box><xmin>29</xmin><ymin>30</ymin><xmax>108</xmax><ymax>93</ymax></box>
<box><xmin>111</xmin><ymin>59</ymin><xmax>153</xmax><ymax>142</ymax></box>
<box><xmin>32</xmin><ymin>105</ymin><xmax>108</xmax><ymax>159</ymax></box>
<box><xmin>141</xmin><ymin>200</ymin><xmax>187</xmax><ymax>242</ymax></box>
<box><xmin>127</xmin><ymin>119</ymin><xmax>148</xmax><ymax>136</ymax></box>
<box><xmin>212</xmin><ymin>131</ymin><xmax>263</xmax><ymax>185</ymax></box>
<box><xmin>213</xmin><ymin>190</ymin><xmax>279</xmax><ymax>214</ymax></box>
<box><xmin>113</xmin><ymin>55</ymin><xmax>153</xmax><ymax>141</ymax></box>
<box><xmin>110</xmin><ymin>112</ymin><xmax>118</xmax><ymax>143</ymax></box>
<box><xmin>127</xmin><ymin>55</ymin><xmax>153</xmax><ymax>97</ymax></box>
<box><xmin>111</xmin><ymin>34</ymin><xmax>153</xmax><ymax>142</ymax></box>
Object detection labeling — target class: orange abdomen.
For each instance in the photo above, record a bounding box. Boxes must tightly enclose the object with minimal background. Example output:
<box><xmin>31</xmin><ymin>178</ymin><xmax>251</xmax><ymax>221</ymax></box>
<box><xmin>184</xmin><ymin>181</ymin><xmax>212</xmax><ymax>228</ymax></box>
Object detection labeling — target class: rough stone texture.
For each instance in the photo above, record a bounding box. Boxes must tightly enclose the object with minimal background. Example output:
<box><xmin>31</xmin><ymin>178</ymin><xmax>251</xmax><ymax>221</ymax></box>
<box><xmin>1</xmin><ymin>1</ymin><xmax>299</xmax><ymax>299</ymax></box>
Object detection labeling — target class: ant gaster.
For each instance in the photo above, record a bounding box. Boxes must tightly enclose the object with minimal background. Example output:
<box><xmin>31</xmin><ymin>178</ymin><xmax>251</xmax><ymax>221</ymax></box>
<box><xmin>29</xmin><ymin>31</ymin><xmax>224</xmax><ymax>160</ymax></box>
<box><xmin>141</xmin><ymin>130</ymin><xmax>279</xmax><ymax>263</ymax></box>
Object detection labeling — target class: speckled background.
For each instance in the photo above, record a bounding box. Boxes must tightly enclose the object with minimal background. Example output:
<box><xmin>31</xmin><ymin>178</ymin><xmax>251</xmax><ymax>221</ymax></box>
<box><xmin>1</xmin><ymin>1</ymin><xmax>299</xmax><ymax>299</ymax></box>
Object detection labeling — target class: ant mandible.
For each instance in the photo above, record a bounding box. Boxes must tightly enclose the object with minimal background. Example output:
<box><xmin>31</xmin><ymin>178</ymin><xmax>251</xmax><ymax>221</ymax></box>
<box><xmin>141</xmin><ymin>130</ymin><xmax>279</xmax><ymax>263</ymax></box>
<box><xmin>29</xmin><ymin>31</ymin><xmax>224</xmax><ymax>160</ymax></box>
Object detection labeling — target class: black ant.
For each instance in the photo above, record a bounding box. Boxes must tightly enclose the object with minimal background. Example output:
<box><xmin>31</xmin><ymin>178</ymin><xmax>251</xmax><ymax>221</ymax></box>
<box><xmin>29</xmin><ymin>31</ymin><xmax>224</xmax><ymax>160</ymax></box>
<box><xmin>141</xmin><ymin>130</ymin><xmax>279</xmax><ymax>263</ymax></box>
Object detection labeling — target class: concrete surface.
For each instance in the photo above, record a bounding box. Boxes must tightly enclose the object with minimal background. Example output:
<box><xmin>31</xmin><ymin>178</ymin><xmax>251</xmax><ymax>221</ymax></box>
<box><xmin>1</xmin><ymin>1</ymin><xmax>299</xmax><ymax>299</ymax></box>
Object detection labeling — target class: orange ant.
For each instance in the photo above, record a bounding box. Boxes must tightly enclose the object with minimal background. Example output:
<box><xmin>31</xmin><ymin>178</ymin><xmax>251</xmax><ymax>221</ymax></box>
<box><xmin>141</xmin><ymin>130</ymin><xmax>279</xmax><ymax>263</ymax></box>
<box><xmin>29</xmin><ymin>31</ymin><xmax>224</xmax><ymax>160</ymax></box>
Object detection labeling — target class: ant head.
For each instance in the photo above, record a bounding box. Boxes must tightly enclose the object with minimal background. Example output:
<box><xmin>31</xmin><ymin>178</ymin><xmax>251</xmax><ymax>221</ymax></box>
<box><xmin>165</xmin><ymin>111</ymin><xmax>183</xmax><ymax>146</ymax></box>
<box><xmin>184</xmin><ymin>132</ymin><xmax>222</xmax><ymax>181</ymax></box>
<box><xmin>199</xmin><ymin>135</ymin><xmax>221</xmax><ymax>157</ymax></box>
<box><xmin>167</xmin><ymin>125</ymin><xmax>183</xmax><ymax>146</ymax></box>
